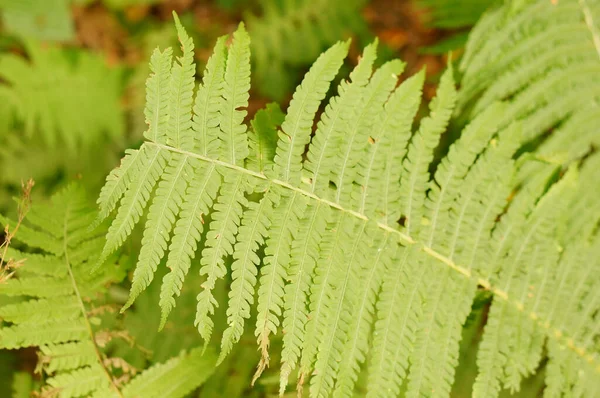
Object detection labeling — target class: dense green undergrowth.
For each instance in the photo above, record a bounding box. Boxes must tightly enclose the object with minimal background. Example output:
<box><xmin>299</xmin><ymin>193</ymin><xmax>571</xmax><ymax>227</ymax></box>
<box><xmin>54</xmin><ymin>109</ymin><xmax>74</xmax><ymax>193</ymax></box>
<box><xmin>1</xmin><ymin>0</ymin><xmax>599</xmax><ymax>397</ymax></box>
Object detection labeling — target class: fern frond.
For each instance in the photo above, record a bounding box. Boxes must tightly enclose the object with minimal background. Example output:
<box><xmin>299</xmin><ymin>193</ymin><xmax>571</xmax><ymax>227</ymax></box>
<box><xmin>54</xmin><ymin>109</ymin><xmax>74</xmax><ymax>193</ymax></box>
<box><xmin>193</xmin><ymin>36</ymin><xmax>227</xmax><ymax>157</ymax></box>
<box><xmin>254</xmin><ymin>188</ymin><xmax>307</xmax><ymax>379</ymax></box>
<box><xmin>196</xmin><ymin>171</ymin><xmax>248</xmax><ymax>344</ymax></box>
<box><xmin>309</xmin><ymin>219</ymin><xmax>370</xmax><ymax>397</ymax></box>
<box><xmin>311</xmin><ymin>221</ymin><xmax>377</xmax><ymax>396</ymax></box>
<box><xmin>0</xmin><ymin>185</ymin><xmax>126</xmax><ymax>397</ymax></box>
<box><xmin>421</xmin><ymin>102</ymin><xmax>506</xmax><ymax>246</ymax></box>
<box><xmin>399</xmin><ymin>66</ymin><xmax>457</xmax><ymax>235</ymax></box>
<box><xmin>332</xmin><ymin>230</ymin><xmax>394</xmax><ymax>397</ymax></box>
<box><xmin>116</xmin><ymin>347</ymin><xmax>216</xmax><ymax>398</ymax></box>
<box><xmin>95</xmin><ymin>9</ymin><xmax>600</xmax><ymax>396</ymax></box>
<box><xmin>44</xmin><ymin>364</ymin><xmax>110</xmax><ymax>398</ymax></box>
<box><xmin>0</xmin><ymin>319</ymin><xmax>88</xmax><ymax>349</ymax></box>
<box><xmin>98</xmin><ymin>145</ymin><xmax>167</xmax><ymax>266</ymax></box>
<box><xmin>298</xmin><ymin>212</ymin><xmax>346</xmax><ymax>385</ymax></box>
<box><xmin>355</xmin><ymin>70</ymin><xmax>425</xmax><ymax>220</ymax></box>
<box><xmin>94</xmin><ymin>149</ymin><xmax>145</xmax><ymax>227</ymax></box>
<box><xmin>247</xmin><ymin>103</ymin><xmax>285</xmax><ymax>173</ymax></box>
<box><xmin>167</xmin><ymin>13</ymin><xmax>196</xmax><ymax>150</ymax></box>
<box><xmin>248</xmin><ymin>0</ymin><xmax>368</xmax><ymax>100</ymax></box>
<box><xmin>475</xmin><ymin>168</ymin><xmax>578</xmax><ymax>396</ymax></box>
<box><xmin>366</xmin><ymin>246</ymin><xmax>420</xmax><ymax>397</ymax></box>
<box><xmin>144</xmin><ymin>47</ymin><xmax>173</xmax><ymax>144</ymax></box>
<box><xmin>331</xmin><ymin>58</ymin><xmax>405</xmax><ymax>206</ymax></box>
<box><xmin>443</xmin><ymin>125</ymin><xmax>520</xmax><ymax>274</ymax></box>
<box><xmin>272</xmin><ymin>40</ymin><xmax>349</xmax><ymax>184</ymax></box>
<box><xmin>459</xmin><ymin>0</ymin><xmax>600</xmax><ymax>144</ymax></box>
<box><xmin>159</xmin><ymin>161</ymin><xmax>220</xmax><ymax>323</ymax></box>
<box><xmin>0</xmin><ymin>40</ymin><xmax>124</xmax><ymax>152</ymax></box>
<box><xmin>303</xmin><ymin>41</ymin><xmax>377</xmax><ymax>196</ymax></box>
<box><xmin>0</xmin><ymin>214</ymin><xmax>62</xmax><ymax>255</ymax></box>
<box><xmin>2</xmin><ymin>248</ymin><xmax>64</xmax><ymax>276</ymax></box>
<box><xmin>41</xmin><ymin>342</ymin><xmax>97</xmax><ymax>373</ymax></box>
<box><xmin>219</xmin><ymin>22</ymin><xmax>252</xmax><ymax>165</ymax></box>
<box><xmin>1</xmin><ymin>184</ymin><xmax>218</xmax><ymax>398</ymax></box>
<box><xmin>0</xmin><ymin>296</ymin><xmax>79</xmax><ymax>324</ymax></box>
<box><xmin>125</xmin><ymin>153</ymin><xmax>192</xmax><ymax>312</ymax></box>
<box><xmin>219</xmin><ymin>185</ymin><xmax>274</xmax><ymax>364</ymax></box>
<box><xmin>280</xmin><ymin>202</ymin><xmax>329</xmax><ymax>392</ymax></box>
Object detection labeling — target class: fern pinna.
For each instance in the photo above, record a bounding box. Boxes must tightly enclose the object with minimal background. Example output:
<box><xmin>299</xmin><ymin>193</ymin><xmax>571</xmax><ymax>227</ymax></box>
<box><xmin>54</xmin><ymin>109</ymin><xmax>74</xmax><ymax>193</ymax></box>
<box><xmin>95</xmin><ymin>9</ymin><xmax>600</xmax><ymax>398</ymax></box>
<box><xmin>0</xmin><ymin>185</ymin><xmax>217</xmax><ymax>398</ymax></box>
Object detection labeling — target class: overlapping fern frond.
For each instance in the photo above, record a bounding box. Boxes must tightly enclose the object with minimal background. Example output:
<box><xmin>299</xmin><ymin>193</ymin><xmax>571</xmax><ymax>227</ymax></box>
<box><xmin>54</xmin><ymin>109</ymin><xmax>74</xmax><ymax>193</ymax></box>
<box><xmin>0</xmin><ymin>185</ymin><xmax>217</xmax><ymax>397</ymax></box>
<box><xmin>0</xmin><ymin>40</ymin><xmax>124</xmax><ymax>153</ymax></box>
<box><xmin>459</xmin><ymin>0</ymin><xmax>600</xmax><ymax>148</ymax></box>
<box><xmin>415</xmin><ymin>0</ymin><xmax>497</xmax><ymax>53</ymax></box>
<box><xmin>417</xmin><ymin>0</ymin><xmax>495</xmax><ymax>28</ymax></box>
<box><xmin>0</xmin><ymin>185</ymin><xmax>125</xmax><ymax>396</ymax></box>
<box><xmin>247</xmin><ymin>0</ymin><xmax>369</xmax><ymax>100</ymax></box>
<box><xmin>96</xmin><ymin>4</ymin><xmax>600</xmax><ymax>397</ymax></box>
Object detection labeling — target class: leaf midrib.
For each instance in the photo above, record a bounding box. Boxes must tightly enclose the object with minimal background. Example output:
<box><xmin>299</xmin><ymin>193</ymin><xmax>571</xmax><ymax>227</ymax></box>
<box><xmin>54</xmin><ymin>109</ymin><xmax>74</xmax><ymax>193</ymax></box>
<box><xmin>62</xmin><ymin>203</ymin><xmax>124</xmax><ymax>397</ymax></box>
<box><xmin>146</xmin><ymin>140</ymin><xmax>599</xmax><ymax>372</ymax></box>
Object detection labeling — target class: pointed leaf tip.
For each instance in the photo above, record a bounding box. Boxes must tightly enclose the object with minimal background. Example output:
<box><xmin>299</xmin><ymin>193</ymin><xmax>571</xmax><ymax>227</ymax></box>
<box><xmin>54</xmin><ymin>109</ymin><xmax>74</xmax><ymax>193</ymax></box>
<box><xmin>158</xmin><ymin>315</ymin><xmax>167</xmax><ymax>332</ymax></box>
<box><xmin>447</xmin><ymin>50</ymin><xmax>454</xmax><ymax>64</ymax></box>
<box><xmin>216</xmin><ymin>351</ymin><xmax>227</xmax><ymax>366</ymax></box>
<box><xmin>121</xmin><ymin>289</ymin><xmax>141</xmax><ymax>313</ymax></box>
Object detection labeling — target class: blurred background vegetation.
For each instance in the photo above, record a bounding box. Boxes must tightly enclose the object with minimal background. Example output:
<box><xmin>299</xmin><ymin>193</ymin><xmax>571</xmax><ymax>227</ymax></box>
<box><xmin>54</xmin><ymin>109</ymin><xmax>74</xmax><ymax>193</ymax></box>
<box><xmin>0</xmin><ymin>0</ymin><xmax>486</xmax><ymax>207</ymax></box>
<box><xmin>0</xmin><ymin>1</ymin><xmax>510</xmax><ymax>396</ymax></box>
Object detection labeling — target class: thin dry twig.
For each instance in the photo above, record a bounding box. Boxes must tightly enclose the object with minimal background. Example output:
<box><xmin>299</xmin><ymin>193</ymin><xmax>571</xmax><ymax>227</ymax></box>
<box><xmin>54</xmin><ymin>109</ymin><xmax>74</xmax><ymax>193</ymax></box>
<box><xmin>0</xmin><ymin>178</ymin><xmax>34</xmax><ymax>283</ymax></box>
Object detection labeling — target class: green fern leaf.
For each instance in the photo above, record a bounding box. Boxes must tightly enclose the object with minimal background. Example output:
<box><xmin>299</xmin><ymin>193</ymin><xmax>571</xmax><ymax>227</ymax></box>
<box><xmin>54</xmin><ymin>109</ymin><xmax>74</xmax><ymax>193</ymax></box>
<box><xmin>98</xmin><ymin>145</ymin><xmax>167</xmax><ymax>266</ymax></box>
<box><xmin>45</xmin><ymin>364</ymin><xmax>109</xmax><ymax>398</ymax></box>
<box><xmin>303</xmin><ymin>41</ymin><xmax>377</xmax><ymax>196</ymax></box>
<box><xmin>159</xmin><ymin>161</ymin><xmax>221</xmax><ymax>324</ymax></box>
<box><xmin>0</xmin><ymin>40</ymin><xmax>124</xmax><ymax>152</ymax></box>
<box><xmin>219</xmin><ymin>22</ymin><xmax>252</xmax><ymax>165</ymax></box>
<box><xmin>94</xmin><ymin>149</ymin><xmax>145</xmax><ymax>226</ymax></box>
<box><xmin>219</xmin><ymin>185</ymin><xmax>275</xmax><ymax>364</ymax></box>
<box><xmin>332</xmin><ymin>58</ymin><xmax>405</xmax><ymax>206</ymax></box>
<box><xmin>93</xmin><ymin>9</ymin><xmax>600</xmax><ymax>396</ymax></box>
<box><xmin>332</xmin><ymin>230</ymin><xmax>395</xmax><ymax>397</ymax></box>
<box><xmin>248</xmin><ymin>0</ymin><xmax>368</xmax><ymax>100</ymax></box>
<box><xmin>298</xmin><ymin>212</ymin><xmax>346</xmax><ymax>386</ymax></box>
<box><xmin>310</xmin><ymin>220</ymin><xmax>371</xmax><ymax>397</ymax></box>
<box><xmin>272</xmin><ymin>40</ymin><xmax>349</xmax><ymax>183</ymax></box>
<box><xmin>366</xmin><ymin>246</ymin><xmax>421</xmax><ymax>397</ymax></box>
<box><xmin>355</xmin><ymin>70</ymin><xmax>425</xmax><ymax>220</ymax></box>
<box><xmin>125</xmin><ymin>153</ymin><xmax>192</xmax><ymax>311</ymax></box>
<box><xmin>0</xmin><ymin>296</ymin><xmax>79</xmax><ymax>324</ymax></box>
<box><xmin>280</xmin><ymin>202</ymin><xmax>329</xmax><ymax>393</ymax></box>
<box><xmin>399</xmin><ymin>66</ymin><xmax>457</xmax><ymax>235</ymax></box>
<box><xmin>196</xmin><ymin>171</ymin><xmax>248</xmax><ymax>345</ymax></box>
<box><xmin>254</xmin><ymin>188</ymin><xmax>307</xmax><ymax>379</ymax></box>
<box><xmin>41</xmin><ymin>342</ymin><xmax>97</xmax><ymax>373</ymax></box>
<box><xmin>144</xmin><ymin>47</ymin><xmax>173</xmax><ymax>144</ymax></box>
<box><xmin>247</xmin><ymin>103</ymin><xmax>285</xmax><ymax>173</ymax></box>
<box><xmin>193</xmin><ymin>36</ymin><xmax>227</xmax><ymax>157</ymax></box>
<box><xmin>0</xmin><ymin>185</ymin><xmax>127</xmax><ymax>397</ymax></box>
<box><xmin>421</xmin><ymin>102</ymin><xmax>506</xmax><ymax>246</ymax></box>
<box><xmin>118</xmin><ymin>347</ymin><xmax>216</xmax><ymax>398</ymax></box>
<box><xmin>167</xmin><ymin>13</ymin><xmax>196</xmax><ymax>150</ymax></box>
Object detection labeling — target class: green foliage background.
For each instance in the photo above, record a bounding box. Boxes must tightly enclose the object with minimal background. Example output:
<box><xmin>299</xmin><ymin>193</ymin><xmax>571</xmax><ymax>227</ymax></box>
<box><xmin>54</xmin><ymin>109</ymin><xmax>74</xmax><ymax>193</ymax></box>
<box><xmin>1</xmin><ymin>0</ymin><xmax>599</xmax><ymax>397</ymax></box>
